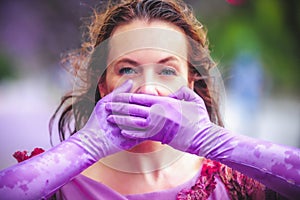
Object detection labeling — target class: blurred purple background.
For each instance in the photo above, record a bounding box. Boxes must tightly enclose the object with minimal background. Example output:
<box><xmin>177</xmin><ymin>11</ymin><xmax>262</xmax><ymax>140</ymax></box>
<box><xmin>0</xmin><ymin>0</ymin><xmax>299</xmax><ymax>170</ymax></box>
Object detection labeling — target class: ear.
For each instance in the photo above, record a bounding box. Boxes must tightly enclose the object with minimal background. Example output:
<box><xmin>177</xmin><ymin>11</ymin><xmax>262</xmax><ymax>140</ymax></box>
<box><xmin>98</xmin><ymin>81</ymin><xmax>108</xmax><ymax>98</ymax></box>
<box><xmin>188</xmin><ymin>78</ymin><xmax>194</xmax><ymax>90</ymax></box>
<box><xmin>187</xmin><ymin>68</ymin><xmax>195</xmax><ymax>90</ymax></box>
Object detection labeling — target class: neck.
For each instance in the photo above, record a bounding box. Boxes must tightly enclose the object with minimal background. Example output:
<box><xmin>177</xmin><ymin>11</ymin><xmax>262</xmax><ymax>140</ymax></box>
<box><xmin>100</xmin><ymin>141</ymin><xmax>185</xmax><ymax>173</ymax></box>
<box><xmin>81</xmin><ymin>141</ymin><xmax>203</xmax><ymax>195</ymax></box>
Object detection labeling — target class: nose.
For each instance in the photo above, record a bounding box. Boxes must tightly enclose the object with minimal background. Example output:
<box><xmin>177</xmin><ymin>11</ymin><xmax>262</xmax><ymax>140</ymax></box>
<box><xmin>134</xmin><ymin>68</ymin><xmax>159</xmax><ymax>95</ymax></box>
<box><xmin>136</xmin><ymin>83</ymin><xmax>159</xmax><ymax>95</ymax></box>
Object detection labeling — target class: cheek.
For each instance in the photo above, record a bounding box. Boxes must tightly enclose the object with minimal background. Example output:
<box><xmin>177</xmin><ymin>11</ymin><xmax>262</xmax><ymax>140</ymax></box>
<box><xmin>105</xmin><ymin>77</ymin><xmax>120</xmax><ymax>93</ymax></box>
<box><xmin>162</xmin><ymin>77</ymin><xmax>189</xmax><ymax>94</ymax></box>
<box><xmin>101</xmin><ymin>67</ymin><xmax>127</xmax><ymax>95</ymax></box>
<box><xmin>162</xmin><ymin>69</ymin><xmax>191</xmax><ymax>93</ymax></box>
<box><xmin>104</xmin><ymin>75</ymin><xmax>133</xmax><ymax>95</ymax></box>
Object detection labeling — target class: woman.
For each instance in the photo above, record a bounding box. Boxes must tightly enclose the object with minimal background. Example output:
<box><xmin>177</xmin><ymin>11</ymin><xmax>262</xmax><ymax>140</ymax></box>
<box><xmin>0</xmin><ymin>0</ymin><xmax>299</xmax><ymax>199</ymax></box>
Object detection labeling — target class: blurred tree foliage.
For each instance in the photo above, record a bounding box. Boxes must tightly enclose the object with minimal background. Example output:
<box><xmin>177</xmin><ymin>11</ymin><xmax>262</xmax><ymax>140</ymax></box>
<box><xmin>202</xmin><ymin>0</ymin><xmax>300</xmax><ymax>94</ymax></box>
<box><xmin>0</xmin><ymin>51</ymin><xmax>17</xmax><ymax>81</ymax></box>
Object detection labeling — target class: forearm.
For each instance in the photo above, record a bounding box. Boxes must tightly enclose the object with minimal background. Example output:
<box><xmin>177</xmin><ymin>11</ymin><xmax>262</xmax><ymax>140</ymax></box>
<box><xmin>196</xmin><ymin>127</ymin><xmax>300</xmax><ymax>199</ymax></box>
<box><xmin>0</xmin><ymin>135</ymin><xmax>96</xmax><ymax>200</ymax></box>
<box><xmin>0</xmin><ymin>81</ymin><xmax>135</xmax><ymax>199</ymax></box>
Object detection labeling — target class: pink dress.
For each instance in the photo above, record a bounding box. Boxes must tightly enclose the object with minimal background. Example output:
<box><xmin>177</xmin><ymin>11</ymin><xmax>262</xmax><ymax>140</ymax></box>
<box><xmin>55</xmin><ymin>159</ymin><xmax>266</xmax><ymax>200</ymax></box>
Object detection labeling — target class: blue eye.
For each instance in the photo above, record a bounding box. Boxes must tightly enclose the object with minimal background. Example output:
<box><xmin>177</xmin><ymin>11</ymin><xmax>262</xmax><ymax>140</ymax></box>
<box><xmin>160</xmin><ymin>67</ymin><xmax>177</xmax><ymax>76</ymax></box>
<box><xmin>119</xmin><ymin>67</ymin><xmax>137</xmax><ymax>75</ymax></box>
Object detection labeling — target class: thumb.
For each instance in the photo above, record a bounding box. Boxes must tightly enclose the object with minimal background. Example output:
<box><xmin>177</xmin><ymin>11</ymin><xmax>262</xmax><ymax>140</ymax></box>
<box><xmin>169</xmin><ymin>86</ymin><xmax>203</xmax><ymax>103</ymax></box>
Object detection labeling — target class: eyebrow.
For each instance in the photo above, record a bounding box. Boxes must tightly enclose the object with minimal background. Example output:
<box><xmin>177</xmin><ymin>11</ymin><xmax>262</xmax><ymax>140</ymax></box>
<box><xmin>158</xmin><ymin>56</ymin><xmax>180</xmax><ymax>64</ymax></box>
<box><xmin>114</xmin><ymin>58</ymin><xmax>140</xmax><ymax>66</ymax></box>
<box><xmin>114</xmin><ymin>56</ymin><xmax>180</xmax><ymax>66</ymax></box>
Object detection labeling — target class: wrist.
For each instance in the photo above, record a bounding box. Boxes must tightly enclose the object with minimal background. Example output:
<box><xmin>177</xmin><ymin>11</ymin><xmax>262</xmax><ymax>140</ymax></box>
<box><xmin>187</xmin><ymin>124</ymin><xmax>237</xmax><ymax>160</ymax></box>
<box><xmin>69</xmin><ymin>129</ymin><xmax>107</xmax><ymax>162</ymax></box>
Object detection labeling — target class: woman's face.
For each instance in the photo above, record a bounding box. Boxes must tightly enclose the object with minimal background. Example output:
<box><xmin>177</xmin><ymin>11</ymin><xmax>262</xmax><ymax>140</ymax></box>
<box><xmin>99</xmin><ymin>20</ymin><xmax>194</xmax><ymax>97</ymax></box>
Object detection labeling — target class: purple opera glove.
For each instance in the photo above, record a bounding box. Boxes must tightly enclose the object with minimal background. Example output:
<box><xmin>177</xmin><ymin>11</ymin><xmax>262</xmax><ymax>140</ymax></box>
<box><xmin>69</xmin><ymin>79</ymin><xmax>140</xmax><ymax>160</ymax></box>
<box><xmin>0</xmin><ymin>80</ymin><xmax>140</xmax><ymax>200</ymax></box>
<box><xmin>107</xmin><ymin>86</ymin><xmax>300</xmax><ymax>199</ymax></box>
<box><xmin>106</xmin><ymin>86</ymin><xmax>217</xmax><ymax>151</ymax></box>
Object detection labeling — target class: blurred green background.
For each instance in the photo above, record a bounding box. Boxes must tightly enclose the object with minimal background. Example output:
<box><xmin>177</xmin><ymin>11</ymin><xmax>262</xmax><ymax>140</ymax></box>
<box><xmin>192</xmin><ymin>0</ymin><xmax>300</xmax><ymax>95</ymax></box>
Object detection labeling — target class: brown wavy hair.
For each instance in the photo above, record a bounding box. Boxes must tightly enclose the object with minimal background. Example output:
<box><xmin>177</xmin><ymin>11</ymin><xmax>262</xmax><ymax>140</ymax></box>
<box><xmin>49</xmin><ymin>0</ymin><xmax>224</xmax><ymax>144</ymax></box>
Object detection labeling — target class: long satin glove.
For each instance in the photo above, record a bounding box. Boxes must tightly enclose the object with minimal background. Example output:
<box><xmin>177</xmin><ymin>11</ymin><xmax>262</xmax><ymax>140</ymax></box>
<box><xmin>0</xmin><ymin>80</ymin><xmax>140</xmax><ymax>200</ymax></box>
<box><xmin>106</xmin><ymin>86</ymin><xmax>300</xmax><ymax>199</ymax></box>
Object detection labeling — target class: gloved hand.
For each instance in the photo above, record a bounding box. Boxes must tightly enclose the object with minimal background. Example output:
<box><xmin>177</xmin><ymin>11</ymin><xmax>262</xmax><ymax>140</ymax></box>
<box><xmin>106</xmin><ymin>86</ymin><xmax>218</xmax><ymax>155</ymax></box>
<box><xmin>0</xmin><ymin>80</ymin><xmax>141</xmax><ymax>200</ymax></box>
<box><xmin>106</xmin><ymin>86</ymin><xmax>300</xmax><ymax>199</ymax></box>
<box><xmin>70</xmin><ymin>79</ymin><xmax>141</xmax><ymax>161</ymax></box>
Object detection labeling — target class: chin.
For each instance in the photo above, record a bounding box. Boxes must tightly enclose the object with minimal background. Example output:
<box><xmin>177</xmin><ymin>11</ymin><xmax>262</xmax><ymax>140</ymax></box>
<box><xmin>127</xmin><ymin>141</ymin><xmax>165</xmax><ymax>153</ymax></box>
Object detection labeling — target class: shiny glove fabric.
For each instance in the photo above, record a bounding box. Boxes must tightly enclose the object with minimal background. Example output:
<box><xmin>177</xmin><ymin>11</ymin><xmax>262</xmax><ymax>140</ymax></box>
<box><xmin>107</xmin><ymin>86</ymin><xmax>300</xmax><ymax>199</ymax></box>
<box><xmin>0</xmin><ymin>80</ymin><xmax>140</xmax><ymax>200</ymax></box>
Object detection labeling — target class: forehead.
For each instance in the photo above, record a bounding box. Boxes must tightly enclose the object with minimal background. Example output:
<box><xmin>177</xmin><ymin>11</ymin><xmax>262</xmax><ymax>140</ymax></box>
<box><xmin>107</xmin><ymin>20</ymin><xmax>189</xmax><ymax>65</ymax></box>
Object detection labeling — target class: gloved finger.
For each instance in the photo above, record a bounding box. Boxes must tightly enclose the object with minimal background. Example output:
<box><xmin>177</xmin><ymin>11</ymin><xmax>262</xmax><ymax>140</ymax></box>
<box><xmin>112</xmin><ymin>93</ymin><xmax>171</xmax><ymax>106</ymax></box>
<box><xmin>119</xmin><ymin>129</ymin><xmax>145</xmax><ymax>139</ymax></box>
<box><xmin>120</xmin><ymin>129</ymin><xmax>161</xmax><ymax>140</ymax></box>
<box><xmin>169</xmin><ymin>86</ymin><xmax>204</xmax><ymax>104</ymax></box>
<box><xmin>120</xmin><ymin>120</ymin><xmax>171</xmax><ymax>142</ymax></box>
<box><xmin>107</xmin><ymin>115</ymin><xmax>149</xmax><ymax>129</ymax></box>
<box><xmin>105</xmin><ymin>102</ymin><xmax>149</xmax><ymax>118</ymax></box>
